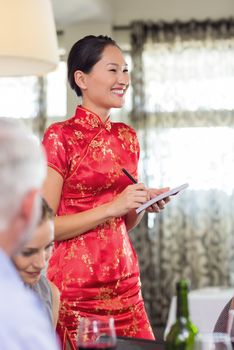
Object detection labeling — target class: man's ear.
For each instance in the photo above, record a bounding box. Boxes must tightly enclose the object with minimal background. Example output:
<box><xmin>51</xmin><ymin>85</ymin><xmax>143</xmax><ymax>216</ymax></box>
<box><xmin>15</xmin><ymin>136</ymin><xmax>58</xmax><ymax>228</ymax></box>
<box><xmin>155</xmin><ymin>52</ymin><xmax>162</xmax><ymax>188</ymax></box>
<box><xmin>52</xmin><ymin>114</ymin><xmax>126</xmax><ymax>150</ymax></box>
<box><xmin>20</xmin><ymin>189</ymin><xmax>39</xmax><ymax>223</ymax></box>
<box><xmin>7</xmin><ymin>190</ymin><xmax>39</xmax><ymax>256</ymax></box>
<box><xmin>74</xmin><ymin>70</ymin><xmax>87</xmax><ymax>92</ymax></box>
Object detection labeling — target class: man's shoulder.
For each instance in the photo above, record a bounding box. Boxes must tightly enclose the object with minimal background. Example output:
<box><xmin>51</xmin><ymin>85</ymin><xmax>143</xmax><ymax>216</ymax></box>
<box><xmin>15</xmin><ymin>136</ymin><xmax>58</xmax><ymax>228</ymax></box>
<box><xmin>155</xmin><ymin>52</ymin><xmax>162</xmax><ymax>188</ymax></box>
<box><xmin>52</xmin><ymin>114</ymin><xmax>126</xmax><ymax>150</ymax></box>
<box><xmin>0</xmin><ymin>285</ymin><xmax>59</xmax><ymax>349</ymax></box>
<box><xmin>0</xmin><ymin>269</ymin><xmax>44</xmax><ymax>325</ymax></box>
<box><xmin>0</xmin><ymin>252</ymin><xmax>59</xmax><ymax>349</ymax></box>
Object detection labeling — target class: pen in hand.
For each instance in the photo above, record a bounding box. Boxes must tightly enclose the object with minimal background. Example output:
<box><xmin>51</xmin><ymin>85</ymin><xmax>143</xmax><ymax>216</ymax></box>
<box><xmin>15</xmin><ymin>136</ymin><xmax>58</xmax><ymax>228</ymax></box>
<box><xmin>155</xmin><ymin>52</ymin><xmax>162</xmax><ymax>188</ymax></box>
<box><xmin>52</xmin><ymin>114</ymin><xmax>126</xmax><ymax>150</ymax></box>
<box><xmin>122</xmin><ymin>168</ymin><xmax>138</xmax><ymax>184</ymax></box>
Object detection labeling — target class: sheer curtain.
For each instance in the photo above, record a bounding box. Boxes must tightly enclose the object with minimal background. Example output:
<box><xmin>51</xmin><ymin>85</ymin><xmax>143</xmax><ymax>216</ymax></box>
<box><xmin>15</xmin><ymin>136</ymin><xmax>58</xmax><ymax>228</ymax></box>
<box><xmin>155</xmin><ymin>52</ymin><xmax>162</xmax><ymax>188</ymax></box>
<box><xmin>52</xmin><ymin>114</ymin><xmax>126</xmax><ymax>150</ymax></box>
<box><xmin>129</xmin><ymin>19</ymin><xmax>234</xmax><ymax>327</ymax></box>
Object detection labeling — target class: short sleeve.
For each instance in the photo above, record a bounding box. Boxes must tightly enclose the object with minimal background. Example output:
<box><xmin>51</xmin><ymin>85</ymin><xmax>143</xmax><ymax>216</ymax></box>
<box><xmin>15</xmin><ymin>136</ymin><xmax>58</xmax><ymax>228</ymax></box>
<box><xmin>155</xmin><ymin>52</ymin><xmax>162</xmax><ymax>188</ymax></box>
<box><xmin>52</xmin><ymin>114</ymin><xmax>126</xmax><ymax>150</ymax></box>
<box><xmin>115</xmin><ymin>122</ymin><xmax>140</xmax><ymax>181</ymax></box>
<box><xmin>125</xmin><ymin>124</ymin><xmax>140</xmax><ymax>160</ymax></box>
<box><xmin>132</xmin><ymin>127</ymin><xmax>140</xmax><ymax>161</ymax></box>
<box><xmin>125</xmin><ymin>124</ymin><xmax>140</xmax><ymax>180</ymax></box>
<box><xmin>42</xmin><ymin>123</ymin><xmax>68</xmax><ymax>179</ymax></box>
<box><xmin>132</xmin><ymin>129</ymin><xmax>140</xmax><ymax>180</ymax></box>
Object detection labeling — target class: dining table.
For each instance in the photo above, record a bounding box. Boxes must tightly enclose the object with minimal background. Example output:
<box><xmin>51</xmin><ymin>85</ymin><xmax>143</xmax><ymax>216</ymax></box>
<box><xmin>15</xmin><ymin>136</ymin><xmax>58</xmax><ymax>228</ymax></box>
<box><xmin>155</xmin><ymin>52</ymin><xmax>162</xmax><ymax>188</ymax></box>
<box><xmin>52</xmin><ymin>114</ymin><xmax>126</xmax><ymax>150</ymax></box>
<box><xmin>69</xmin><ymin>333</ymin><xmax>164</xmax><ymax>350</ymax></box>
<box><xmin>116</xmin><ymin>337</ymin><xmax>164</xmax><ymax>350</ymax></box>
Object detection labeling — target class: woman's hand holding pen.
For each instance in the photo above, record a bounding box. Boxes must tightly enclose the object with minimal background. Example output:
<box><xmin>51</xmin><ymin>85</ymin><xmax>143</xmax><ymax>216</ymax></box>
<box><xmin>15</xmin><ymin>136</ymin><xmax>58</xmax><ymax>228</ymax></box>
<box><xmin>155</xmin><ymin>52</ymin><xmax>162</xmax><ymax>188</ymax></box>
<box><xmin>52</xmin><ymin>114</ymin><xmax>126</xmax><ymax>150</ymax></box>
<box><xmin>121</xmin><ymin>168</ymin><xmax>171</xmax><ymax>214</ymax></box>
<box><xmin>108</xmin><ymin>183</ymin><xmax>149</xmax><ymax>217</ymax></box>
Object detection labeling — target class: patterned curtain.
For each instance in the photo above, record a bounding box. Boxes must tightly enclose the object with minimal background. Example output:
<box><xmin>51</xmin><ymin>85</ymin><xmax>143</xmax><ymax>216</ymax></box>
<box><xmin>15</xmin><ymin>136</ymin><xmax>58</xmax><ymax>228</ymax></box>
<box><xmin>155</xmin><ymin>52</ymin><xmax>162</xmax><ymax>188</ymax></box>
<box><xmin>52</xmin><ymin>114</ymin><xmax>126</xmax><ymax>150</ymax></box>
<box><xmin>129</xmin><ymin>19</ymin><xmax>234</xmax><ymax>329</ymax></box>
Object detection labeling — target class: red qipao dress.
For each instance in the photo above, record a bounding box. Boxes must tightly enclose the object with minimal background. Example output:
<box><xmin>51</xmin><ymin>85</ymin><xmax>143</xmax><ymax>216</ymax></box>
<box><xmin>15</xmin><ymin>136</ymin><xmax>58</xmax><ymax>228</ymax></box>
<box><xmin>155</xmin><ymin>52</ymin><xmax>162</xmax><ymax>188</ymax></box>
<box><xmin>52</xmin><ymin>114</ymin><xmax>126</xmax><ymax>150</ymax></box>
<box><xmin>42</xmin><ymin>106</ymin><xmax>155</xmax><ymax>344</ymax></box>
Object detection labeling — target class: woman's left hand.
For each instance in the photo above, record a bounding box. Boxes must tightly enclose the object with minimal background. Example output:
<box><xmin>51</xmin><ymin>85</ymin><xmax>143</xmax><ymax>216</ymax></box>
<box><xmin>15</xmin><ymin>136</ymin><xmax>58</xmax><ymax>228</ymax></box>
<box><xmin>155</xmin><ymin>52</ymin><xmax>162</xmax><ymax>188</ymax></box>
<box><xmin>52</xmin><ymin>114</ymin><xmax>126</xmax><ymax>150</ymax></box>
<box><xmin>146</xmin><ymin>187</ymin><xmax>171</xmax><ymax>213</ymax></box>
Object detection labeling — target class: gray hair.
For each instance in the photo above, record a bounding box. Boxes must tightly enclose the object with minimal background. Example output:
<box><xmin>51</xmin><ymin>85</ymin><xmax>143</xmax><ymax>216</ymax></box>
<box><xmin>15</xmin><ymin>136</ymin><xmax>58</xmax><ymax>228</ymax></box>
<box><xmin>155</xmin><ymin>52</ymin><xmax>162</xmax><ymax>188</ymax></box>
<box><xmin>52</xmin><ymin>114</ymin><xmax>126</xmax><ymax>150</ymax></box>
<box><xmin>0</xmin><ymin>118</ymin><xmax>46</xmax><ymax>231</ymax></box>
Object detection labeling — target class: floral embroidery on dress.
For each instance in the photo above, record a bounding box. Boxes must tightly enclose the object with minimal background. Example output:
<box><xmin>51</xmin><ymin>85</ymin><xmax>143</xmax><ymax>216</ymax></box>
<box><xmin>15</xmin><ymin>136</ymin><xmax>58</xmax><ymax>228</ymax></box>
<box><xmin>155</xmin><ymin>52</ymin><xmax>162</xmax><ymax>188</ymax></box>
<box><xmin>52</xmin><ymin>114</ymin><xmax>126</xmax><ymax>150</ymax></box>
<box><xmin>42</xmin><ymin>105</ymin><xmax>154</xmax><ymax>343</ymax></box>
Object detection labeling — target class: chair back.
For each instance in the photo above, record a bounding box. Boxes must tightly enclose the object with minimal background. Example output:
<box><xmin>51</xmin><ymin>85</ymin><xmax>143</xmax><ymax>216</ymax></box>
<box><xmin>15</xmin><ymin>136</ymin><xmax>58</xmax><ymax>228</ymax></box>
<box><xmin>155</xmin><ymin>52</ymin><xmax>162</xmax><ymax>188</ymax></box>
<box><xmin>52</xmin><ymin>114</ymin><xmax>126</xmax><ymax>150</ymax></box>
<box><xmin>63</xmin><ymin>328</ymin><xmax>76</xmax><ymax>350</ymax></box>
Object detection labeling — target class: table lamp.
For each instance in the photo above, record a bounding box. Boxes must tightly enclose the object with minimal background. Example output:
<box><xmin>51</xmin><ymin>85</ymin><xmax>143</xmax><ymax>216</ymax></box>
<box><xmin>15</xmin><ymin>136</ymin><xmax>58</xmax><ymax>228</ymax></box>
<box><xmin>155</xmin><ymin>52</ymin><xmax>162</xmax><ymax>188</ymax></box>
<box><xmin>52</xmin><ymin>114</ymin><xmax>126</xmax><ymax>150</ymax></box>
<box><xmin>0</xmin><ymin>0</ymin><xmax>59</xmax><ymax>76</ymax></box>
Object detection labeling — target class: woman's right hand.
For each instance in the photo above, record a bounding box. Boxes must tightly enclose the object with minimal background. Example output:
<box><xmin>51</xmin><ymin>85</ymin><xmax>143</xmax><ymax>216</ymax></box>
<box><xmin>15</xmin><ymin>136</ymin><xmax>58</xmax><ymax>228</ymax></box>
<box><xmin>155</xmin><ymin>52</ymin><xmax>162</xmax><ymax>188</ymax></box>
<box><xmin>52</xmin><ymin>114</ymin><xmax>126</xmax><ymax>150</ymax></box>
<box><xmin>107</xmin><ymin>183</ymin><xmax>149</xmax><ymax>217</ymax></box>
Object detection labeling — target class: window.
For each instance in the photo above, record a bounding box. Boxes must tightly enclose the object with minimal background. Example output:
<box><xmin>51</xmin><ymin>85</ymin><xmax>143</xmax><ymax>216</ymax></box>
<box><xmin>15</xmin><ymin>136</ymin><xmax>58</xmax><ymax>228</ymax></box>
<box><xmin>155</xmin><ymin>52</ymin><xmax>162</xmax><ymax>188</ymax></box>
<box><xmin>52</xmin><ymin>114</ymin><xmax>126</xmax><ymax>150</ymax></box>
<box><xmin>0</xmin><ymin>60</ymin><xmax>67</xmax><ymax>120</ymax></box>
<box><xmin>144</xmin><ymin>44</ymin><xmax>234</xmax><ymax>112</ymax></box>
<box><xmin>46</xmin><ymin>61</ymin><xmax>67</xmax><ymax>118</ymax></box>
<box><xmin>137</xmin><ymin>40</ymin><xmax>234</xmax><ymax>193</ymax></box>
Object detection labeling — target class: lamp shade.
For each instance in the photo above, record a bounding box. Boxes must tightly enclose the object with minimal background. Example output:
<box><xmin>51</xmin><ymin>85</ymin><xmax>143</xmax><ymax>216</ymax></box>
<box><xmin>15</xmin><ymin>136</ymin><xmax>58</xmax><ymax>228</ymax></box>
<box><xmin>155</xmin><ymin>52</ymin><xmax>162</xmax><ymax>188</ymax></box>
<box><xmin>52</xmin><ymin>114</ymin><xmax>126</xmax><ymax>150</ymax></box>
<box><xmin>0</xmin><ymin>0</ymin><xmax>59</xmax><ymax>76</ymax></box>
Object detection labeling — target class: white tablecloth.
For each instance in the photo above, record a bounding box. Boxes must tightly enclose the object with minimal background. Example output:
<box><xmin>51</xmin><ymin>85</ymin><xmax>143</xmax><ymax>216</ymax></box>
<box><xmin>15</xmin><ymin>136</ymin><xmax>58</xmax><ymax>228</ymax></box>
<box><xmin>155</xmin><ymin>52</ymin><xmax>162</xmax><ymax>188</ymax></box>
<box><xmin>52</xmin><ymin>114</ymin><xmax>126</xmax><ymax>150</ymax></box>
<box><xmin>165</xmin><ymin>287</ymin><xmax>234</xmax><ymax>337</ymax></box>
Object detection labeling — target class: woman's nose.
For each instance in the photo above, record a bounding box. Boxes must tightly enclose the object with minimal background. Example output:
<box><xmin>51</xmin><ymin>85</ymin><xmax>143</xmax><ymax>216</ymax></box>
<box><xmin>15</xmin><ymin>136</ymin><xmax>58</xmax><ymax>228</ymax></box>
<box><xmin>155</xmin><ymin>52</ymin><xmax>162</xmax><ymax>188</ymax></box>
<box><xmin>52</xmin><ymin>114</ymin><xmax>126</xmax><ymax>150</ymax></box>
<box><xmin>34</xmin><ymin>251</ymin><xmax>47</xmax><ymax>269</ymax></box>
<box><xmin>118</xmin><ymin>72</ymin><xmax>129</xmax><ymax>86</ymax></box>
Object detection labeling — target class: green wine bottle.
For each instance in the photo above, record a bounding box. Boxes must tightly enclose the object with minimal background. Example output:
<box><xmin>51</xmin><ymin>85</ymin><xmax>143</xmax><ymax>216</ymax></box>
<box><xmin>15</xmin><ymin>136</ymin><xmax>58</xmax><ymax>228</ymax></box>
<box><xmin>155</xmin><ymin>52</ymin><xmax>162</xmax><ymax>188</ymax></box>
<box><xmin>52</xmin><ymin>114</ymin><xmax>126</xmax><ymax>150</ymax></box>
<box><xmin>165</xmin><ymin>279</ymin><xmax>198</xmax><ymax>350</ymax></box>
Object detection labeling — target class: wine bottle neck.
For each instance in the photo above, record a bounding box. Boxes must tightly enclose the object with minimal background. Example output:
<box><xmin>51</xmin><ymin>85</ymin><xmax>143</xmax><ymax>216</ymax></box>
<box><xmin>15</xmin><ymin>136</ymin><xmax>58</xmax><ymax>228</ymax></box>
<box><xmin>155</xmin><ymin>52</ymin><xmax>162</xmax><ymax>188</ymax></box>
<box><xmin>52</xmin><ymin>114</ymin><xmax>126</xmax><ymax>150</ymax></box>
<box><xmin>176</xmin><ymin>288</ymin><xmax>189</xmax><ymax>319</ymax></box>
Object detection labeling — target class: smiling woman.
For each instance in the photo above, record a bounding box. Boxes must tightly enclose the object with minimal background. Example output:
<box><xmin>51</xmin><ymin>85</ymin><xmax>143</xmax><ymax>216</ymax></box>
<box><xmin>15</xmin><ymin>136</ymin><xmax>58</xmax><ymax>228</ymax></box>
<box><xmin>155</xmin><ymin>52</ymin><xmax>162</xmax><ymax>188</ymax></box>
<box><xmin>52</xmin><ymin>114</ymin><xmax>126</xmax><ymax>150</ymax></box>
<box><xmin>42</xmin><ymin>34</ymin><xmax>171</xmax><ymax>347</ymax></box>
<box><xmin>12</xmin><ymin>198</ymin><xmax>60</xmax><ymax>328</ymax></box>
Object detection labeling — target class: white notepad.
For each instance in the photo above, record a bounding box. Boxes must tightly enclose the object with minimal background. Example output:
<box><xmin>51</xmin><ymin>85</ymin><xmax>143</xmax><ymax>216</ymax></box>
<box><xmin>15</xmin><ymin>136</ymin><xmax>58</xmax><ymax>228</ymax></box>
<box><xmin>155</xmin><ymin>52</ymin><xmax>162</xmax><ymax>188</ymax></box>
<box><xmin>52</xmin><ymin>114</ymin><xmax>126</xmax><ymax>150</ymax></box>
<box><xmin>136</xmin><ymin>183</ymin><xmax>189</xmax><ymax>214</ymax></box>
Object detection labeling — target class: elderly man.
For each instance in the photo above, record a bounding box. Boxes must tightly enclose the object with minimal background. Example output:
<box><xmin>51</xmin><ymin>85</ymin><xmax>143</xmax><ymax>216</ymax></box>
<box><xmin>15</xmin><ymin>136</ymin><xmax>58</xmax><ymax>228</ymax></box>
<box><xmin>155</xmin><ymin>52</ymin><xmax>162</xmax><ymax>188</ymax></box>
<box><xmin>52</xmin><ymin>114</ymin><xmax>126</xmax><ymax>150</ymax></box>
<box><xmin>0</xmin><ymin>118</ymin><xmax>59</xmax><ymax>349</ymax></box>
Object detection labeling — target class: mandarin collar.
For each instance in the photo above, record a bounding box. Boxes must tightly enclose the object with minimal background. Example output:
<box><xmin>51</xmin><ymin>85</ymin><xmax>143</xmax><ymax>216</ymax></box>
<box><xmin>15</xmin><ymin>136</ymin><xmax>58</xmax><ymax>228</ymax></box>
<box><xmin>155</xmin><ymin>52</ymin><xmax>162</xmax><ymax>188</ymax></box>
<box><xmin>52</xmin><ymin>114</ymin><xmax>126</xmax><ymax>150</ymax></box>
<box><xmin>74</xmin><ymin>105</ymin><xmax>111</xmax><ymax>132</ymax></box>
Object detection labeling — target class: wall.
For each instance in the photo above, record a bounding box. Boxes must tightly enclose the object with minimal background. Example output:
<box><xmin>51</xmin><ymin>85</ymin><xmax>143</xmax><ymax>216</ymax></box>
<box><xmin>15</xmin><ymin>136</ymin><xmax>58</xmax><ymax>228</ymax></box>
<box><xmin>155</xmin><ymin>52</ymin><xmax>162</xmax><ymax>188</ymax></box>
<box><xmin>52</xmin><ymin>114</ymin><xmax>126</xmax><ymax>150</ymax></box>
<box><xmin>112</xmin><ymin>0</ymin><xmax>234</xmax><ymax>46</ymax></box>
<box><xmin>112</xmin><ymin>0</ymin><xmax>234</xmax><ymax>24</ymax></box>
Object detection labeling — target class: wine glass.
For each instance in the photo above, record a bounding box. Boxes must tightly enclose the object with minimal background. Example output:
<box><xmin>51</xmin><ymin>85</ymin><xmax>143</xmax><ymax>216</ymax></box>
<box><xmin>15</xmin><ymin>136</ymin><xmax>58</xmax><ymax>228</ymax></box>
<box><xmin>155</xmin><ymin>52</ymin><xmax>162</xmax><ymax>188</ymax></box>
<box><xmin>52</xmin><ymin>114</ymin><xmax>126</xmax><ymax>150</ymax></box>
<box><xmin>194</xmin><ymin>332</ymin><xmax>232</xmax><ymax>350</ymax></box>
<box><xmin>77</xmin><ymin>317</ymin><xmax>117</xmax><ymax>350</ymax></box>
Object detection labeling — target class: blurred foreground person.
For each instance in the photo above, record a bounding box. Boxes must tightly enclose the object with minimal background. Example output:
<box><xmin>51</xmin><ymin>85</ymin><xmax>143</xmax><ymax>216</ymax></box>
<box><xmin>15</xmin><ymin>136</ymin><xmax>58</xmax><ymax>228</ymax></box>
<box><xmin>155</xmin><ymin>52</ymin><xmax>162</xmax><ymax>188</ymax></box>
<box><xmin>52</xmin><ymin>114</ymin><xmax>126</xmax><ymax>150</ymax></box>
<box><xmin>0</xmin><ymin>118</ymin><xmax>59</xmax><ymax>349</ymax></box>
